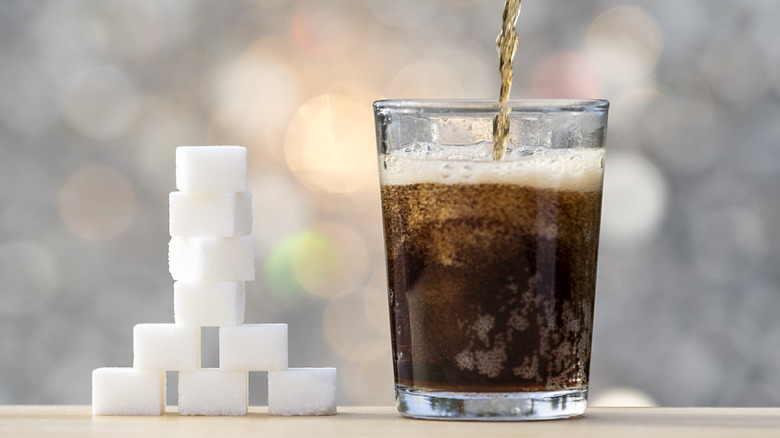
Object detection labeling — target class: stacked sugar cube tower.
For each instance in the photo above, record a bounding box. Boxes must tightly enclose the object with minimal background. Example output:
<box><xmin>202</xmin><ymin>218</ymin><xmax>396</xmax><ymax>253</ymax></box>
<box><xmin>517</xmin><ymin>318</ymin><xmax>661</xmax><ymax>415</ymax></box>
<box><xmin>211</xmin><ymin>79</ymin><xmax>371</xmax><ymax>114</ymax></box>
<box><xmin>92</xmin><ymin>146</ymin><xmax>336</xmax><ymax>416</ymax></box>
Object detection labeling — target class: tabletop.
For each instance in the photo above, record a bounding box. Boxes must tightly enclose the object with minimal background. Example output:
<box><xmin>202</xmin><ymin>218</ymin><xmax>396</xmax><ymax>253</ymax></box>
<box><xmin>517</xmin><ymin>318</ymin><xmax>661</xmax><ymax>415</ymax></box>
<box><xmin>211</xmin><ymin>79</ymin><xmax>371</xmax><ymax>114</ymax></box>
<box><xmin>1</xmin><ymin>405</ymin><xmax>779</xmax><ymax>437</ymax></box>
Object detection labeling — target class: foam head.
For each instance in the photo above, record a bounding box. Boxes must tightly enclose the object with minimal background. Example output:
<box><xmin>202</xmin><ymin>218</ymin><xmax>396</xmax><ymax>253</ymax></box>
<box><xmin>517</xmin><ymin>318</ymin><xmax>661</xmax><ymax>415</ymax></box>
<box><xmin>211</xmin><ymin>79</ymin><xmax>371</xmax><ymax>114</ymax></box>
<box><xmin>379</xmin><ymin>143</ymin><xmax>605</xmax><ymax>192</ymax></box>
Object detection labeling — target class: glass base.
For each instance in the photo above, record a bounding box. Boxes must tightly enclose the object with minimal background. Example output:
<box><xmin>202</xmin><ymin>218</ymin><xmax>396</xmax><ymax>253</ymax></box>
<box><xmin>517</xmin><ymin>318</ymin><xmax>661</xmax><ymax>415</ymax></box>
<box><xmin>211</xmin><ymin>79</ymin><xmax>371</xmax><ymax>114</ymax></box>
<box><xmin>395</xmin><ymin>385</ymin><xmax>587</xmax><ymax>421</ymax></box>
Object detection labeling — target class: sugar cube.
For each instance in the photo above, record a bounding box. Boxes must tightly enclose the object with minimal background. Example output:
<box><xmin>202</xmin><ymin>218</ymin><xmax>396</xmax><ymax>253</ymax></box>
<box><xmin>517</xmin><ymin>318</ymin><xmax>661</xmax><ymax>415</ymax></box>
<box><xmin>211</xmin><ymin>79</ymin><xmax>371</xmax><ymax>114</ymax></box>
<box><xmin>168</xmin><ymin>236</ymin><xmax>255</xmax><ymax>282</ymax></box>
<box><xmin>92</xmin><ymin>367</ymin><xmax>165</xmax><ymax>416</ymax></box>
<box><xmin>176</xmin><ymin>146</ymin><xmax>247</xmax><ymax>192</ymax></box>
<box><xmin>133</xmin><ymin>324</ymin><xmax>200</xmax><ymax>371</ymax></box>
<box><xmin>178</xmin><ymin>369</ymin><xmax>248</xmax><ymax>416</ymax></box>
<box><xmin>169</xmin><ymin>191</ymin><xmax>253</xmax><ymax>237</ymax></box>
<box><xmin>174</xmin><ymin>282</ymin><xmax>245</xmax><ymax>327</ymax></box>
<box><xmin>268</xmin><ymin>368</ymin><xmax>337</xmax><ymax>416</ymax></box>
<box><xmin>219</xmin><ymin>324</ymin><xmax>288</xmax><ymax>371</ymax></box>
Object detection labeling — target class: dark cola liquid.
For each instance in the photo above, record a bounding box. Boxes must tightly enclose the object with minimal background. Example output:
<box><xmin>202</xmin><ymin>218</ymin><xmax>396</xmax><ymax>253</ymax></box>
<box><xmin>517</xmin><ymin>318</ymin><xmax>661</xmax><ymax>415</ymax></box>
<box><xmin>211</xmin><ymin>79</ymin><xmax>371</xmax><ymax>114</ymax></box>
<box><xmin>381</xmin><ymin>180</ymin><xmax>602</xmax><ymax>392</ymax></box>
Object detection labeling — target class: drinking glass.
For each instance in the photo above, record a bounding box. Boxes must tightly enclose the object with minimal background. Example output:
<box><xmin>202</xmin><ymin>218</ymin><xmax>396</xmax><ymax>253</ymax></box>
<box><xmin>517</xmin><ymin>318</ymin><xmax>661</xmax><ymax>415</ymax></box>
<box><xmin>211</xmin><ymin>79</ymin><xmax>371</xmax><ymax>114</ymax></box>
<box><xmin>374</xmin><ymin>99</ymin><xmax>609</xmax><ymax>420</ymax></box>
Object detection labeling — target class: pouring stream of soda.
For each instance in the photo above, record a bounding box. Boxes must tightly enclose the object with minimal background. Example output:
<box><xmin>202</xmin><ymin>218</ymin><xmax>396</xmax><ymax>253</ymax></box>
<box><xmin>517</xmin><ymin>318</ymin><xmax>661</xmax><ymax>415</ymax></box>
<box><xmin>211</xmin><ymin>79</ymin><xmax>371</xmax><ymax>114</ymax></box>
<box><xmin>492</xmin><ymin>0</ymin><xmax>522</xmax><ymax>161</ymax></box>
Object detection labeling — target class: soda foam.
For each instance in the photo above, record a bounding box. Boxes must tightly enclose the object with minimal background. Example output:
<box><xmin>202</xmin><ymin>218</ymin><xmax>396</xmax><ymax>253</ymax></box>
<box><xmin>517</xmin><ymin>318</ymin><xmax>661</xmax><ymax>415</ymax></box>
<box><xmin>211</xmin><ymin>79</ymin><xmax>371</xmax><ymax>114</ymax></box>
<box><xmin>379</xmin><ymin>142</ymin><xmax>605</xmax><ymax>191</ymax></box>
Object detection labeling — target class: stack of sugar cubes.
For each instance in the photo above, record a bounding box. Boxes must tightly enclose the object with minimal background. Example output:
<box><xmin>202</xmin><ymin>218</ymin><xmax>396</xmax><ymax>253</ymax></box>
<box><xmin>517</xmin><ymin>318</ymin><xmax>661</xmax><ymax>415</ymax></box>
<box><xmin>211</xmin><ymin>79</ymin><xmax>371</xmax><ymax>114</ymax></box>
<box><xmin>92</xmin><ymin>146</ymin><xmax>337</xmax><ymax>417</ymax></box>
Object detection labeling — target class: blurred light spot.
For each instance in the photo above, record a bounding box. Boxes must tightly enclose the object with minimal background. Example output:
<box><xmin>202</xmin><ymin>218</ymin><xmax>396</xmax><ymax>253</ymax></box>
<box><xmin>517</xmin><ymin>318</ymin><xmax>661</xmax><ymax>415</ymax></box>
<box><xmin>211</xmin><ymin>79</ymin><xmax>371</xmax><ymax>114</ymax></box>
<box><xmin>0</xmin><ymin>60</ymin><xmax>59</xmax><ymax>135</ymax></box>
<box><xmin>611</xmin><ymin>88</ymin><xmax>674</xmax><ymax>148</ymax></box>
<box><xmin>700</xmin><ymin>41</ymin><xmax>768</xmax><ymax>102</ymax></box>
<box><xmin>586</xmin><ymin>6</ymin><xmax>662</xmax><ymax>83</ymax></box>
<box><xmin>689</xmin><ymin>206</ymin><xmax>767</xmax><ymax>282</ymax></box>
<box><xmin>45</xmin><ymin>330</ymin><xmax>104</xmax><ymax>402</ymax></box>
<box><xmin>0</xmin><ymin>240</ymin><xmax>59</xmax><ymax>316</ymax></box>
<box><xmin>342</xmin><ymin>350</ymin><xmax>395</xmax><ymax>405</ymax></box>
<box><xmin>90</xmin><ymin>1</ymin><xmax>165</xmax><ymax>60</ymax></box>
<box><xmin>59</xmin><ymin>165</ymin><xmax>136</xmax><ymax>241</ymax></box>
<box><xmin>2</xmin><ymin>322</ymin><xmax>51</xmax><ymax>402</ymax></box>
<box><xmin>32</xmin><ymin>1</ymin><xmax>103</xmax><ymax>78</ymax></box>
<box><xmin>612</xmin><ymin>82</ymin><xmax>717</xmax><ymax>173</ymax></box>
<box><xmin>264</xmin><ymin>234</ymin><xmax>308</xmax><ymax>305</ymax></box>
<box><xmin>306</xmin><ymin>185</ymin><xmax>382</xmax><ymax>215</ymax></box>
<box><xmin>768</xmin><ymin>37</ymin><xmax>780</xmax><ymax>96</ymax></box>
<box><xmin>366</xmin><ymin>0</ymin><xmax>438</xmax><ymax>28</ymax></box>
<box><xmin>131</xmin><ymin>96</ymin><xmax>195</xmax><ymax>194</ymax></box>
<box><xmin>210</xmin><ymin>39</ymin><xmax>303</xmax><ymax>162</ymax></box>
<box><xmin>591</xmin><ymin>387</ymin><xmax>658</xmax><ymax>407</ymax></box>
<box><xmin>284</xmin><ymin>94</ymin><xmax>376</xmax><ymax>194</ymax></box>
<box><xmin>322</xmin><ymin>292</ymin><xmax>388</xmax><ymax>363</ymax></box>
<box><xmin>530</xmin><ymin>51</ymin><xmax>602</xmax><ymax>99</ymax></box>
<box><xmin>291</xmin><ymin>0</ymin><xmax>360</xmax><ymax>61</ymax></box>
<box><xmin>94</xmin><ymin>265</ymin><xmax>170</xmax><ymax>330</ymax></box>
<box><xmin>264</xmin><ymin>223</ymin><xmax>368</xmax><ymax>302</ymax></box>
<box><xmin>389</xmin><ymin>61</ymin><xmax>463</xmax><ymax>98</ymax></box>
<box><xmin>34</xmin><ymin>0</ymin><xmax>195</xmax><ymax>71</ymax></box>
<box><xmin>249</xmin><ymin>169</ymin><xmax>311</xmax><ymax>252</ymax></box>
<box><xmin>662</xmin><ymin>336</ymin><xmax>723</xmax><ymax>405</ymax></box>
<box><xmin>717</xmin><ymin>280</ymin><xmax>778</xmax><ymax>362</ymax></box>
<box><xmin>438</xmin><ymin>46</ymin><xmax>494</xmax><ymax>99</ymax></box>
<box><xmin>291</xmin><ymin>232</ymin><xmax>339</xmax><ymax>295</ymax></box>
<box><xmin>349</xmin><ymin>36</ymin><xmax>411</xmax><ymax>98</ymax></box>
<box><xmin>60</xmin><ymin>66</ymin><xmax>141</xmax><ymax>140</ymax></box>
<box><xmin>243</xmin><ymin>0</ymin><xmax>291</xmax><ymax>8</ymax></box>
<box><xmin>601</xmin><ymin>153</ymin><xmax>667</xmax><ymax>246</ymax></box>
<box><xmin>292</xmin><ymin>223</ymin><xmax>369</xmax><ymax>299</ymax></box>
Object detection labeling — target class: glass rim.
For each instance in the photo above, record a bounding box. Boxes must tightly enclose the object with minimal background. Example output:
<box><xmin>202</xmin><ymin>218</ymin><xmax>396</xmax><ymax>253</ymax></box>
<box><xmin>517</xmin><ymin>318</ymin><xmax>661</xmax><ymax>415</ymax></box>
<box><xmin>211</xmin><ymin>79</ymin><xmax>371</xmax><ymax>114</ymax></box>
<box><xmin>373</xmin><ymin>99</ymin><xmax>609</xmax><ymax>114</ymax></box>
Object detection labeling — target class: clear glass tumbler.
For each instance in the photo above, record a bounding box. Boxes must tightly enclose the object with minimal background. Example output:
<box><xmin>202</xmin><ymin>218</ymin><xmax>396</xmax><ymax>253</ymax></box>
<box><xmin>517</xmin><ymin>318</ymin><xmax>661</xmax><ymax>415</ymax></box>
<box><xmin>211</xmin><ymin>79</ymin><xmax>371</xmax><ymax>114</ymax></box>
<box><xmin>374</xmin><ymin>99</ymin><xmax>609</xmax><ymax>420</ymax></box>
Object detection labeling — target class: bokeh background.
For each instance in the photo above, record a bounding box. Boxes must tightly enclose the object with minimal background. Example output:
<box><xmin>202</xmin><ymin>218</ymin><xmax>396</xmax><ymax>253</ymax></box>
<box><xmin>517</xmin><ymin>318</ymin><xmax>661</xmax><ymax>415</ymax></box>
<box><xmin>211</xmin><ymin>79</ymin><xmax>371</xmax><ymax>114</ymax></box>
<box><xmin>1</xmin><ymin>0</ymin><xmax>779</xmax><ymax>407</ymax></box>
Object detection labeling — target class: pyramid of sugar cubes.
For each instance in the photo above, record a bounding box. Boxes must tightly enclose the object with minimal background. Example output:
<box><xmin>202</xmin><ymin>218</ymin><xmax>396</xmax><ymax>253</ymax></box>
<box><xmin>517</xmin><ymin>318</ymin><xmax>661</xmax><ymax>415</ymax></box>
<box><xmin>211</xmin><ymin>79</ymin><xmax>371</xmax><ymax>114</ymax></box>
<box><xmin>92</xmin><ymin>146</ymin><xmax>337</xmax><ymax>416</ymax></box>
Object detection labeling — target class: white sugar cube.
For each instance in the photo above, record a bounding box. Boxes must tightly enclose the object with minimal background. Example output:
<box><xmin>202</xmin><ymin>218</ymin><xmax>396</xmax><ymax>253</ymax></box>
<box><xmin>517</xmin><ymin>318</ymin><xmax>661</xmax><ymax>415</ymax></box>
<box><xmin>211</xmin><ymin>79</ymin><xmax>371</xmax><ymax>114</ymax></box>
<box><xmin>169</xmin><ymin>191</ymin><xmax>253</xmax><ymax>237</ymax></box>
<box><xmin>219</xmin><ymin>324</ymin><xmax>288</xmax><ymax>371</ymax></box>
<box><xmin>168</xmin><ymin>236</ymin><xmax>255</xmax><ymax>282</ymax></box>
<box><xmin>92</xmin><ymin>368</ymin><xmax>165</xmax><ymax>416</ymax></box>
<box><xmin>178</xmin><ymin>369</ymin><xmax>248</xmax><ymax>416</ymax></box>
<box><xmin>133</xmin><ymin>324</ymin><xmax>200</xmax><ymax>371</ymax></box>
<box><xmin>174</xmin><ymin>282</ymin><xmax>245</xmax><ymax>327</ymax></box>
<box><xmin>268</xmin><ymin>368</ymin><xmax>337</xmax><ymax>416</ymax></box>
<box><xmin>176</xmin><ymin>146</ymin><xmax>247</xmax><ymax>192</ymax></box>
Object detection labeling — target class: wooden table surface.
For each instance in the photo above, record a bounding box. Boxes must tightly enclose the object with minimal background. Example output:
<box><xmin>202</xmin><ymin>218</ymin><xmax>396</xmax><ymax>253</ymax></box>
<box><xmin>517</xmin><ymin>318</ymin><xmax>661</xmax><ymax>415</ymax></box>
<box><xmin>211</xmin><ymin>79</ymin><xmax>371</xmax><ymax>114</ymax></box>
<box><xmin>1</xmin><ymin>406</ymin><xmax>779</xmax><ymax>437</ymax></box>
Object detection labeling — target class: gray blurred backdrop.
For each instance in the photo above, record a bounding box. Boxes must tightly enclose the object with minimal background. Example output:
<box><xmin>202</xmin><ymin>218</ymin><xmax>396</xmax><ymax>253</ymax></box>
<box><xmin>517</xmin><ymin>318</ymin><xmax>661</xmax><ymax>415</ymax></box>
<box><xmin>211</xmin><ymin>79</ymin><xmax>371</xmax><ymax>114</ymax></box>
<box><xmin>1</xmin><ymin>0</ymin><xmax>779</xmax><ymax>407</ymax></box>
